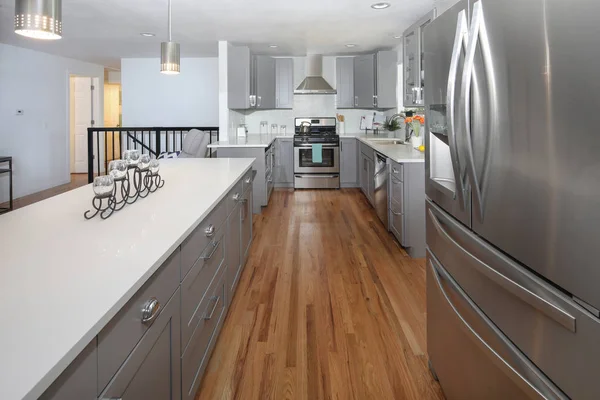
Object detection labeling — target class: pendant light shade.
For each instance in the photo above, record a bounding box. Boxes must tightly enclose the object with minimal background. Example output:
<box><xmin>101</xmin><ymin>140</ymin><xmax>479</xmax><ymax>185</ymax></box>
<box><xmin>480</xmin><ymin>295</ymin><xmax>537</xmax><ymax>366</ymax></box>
<box><xmin>160</xmin><ymin>0</ymin><xmax>180</xmax><ymax>75</ymax></box>
<box><xmin>161</xmin><ymin>41</ymin><xmax>180</xmax><ymax>74</ymax></box>
<box><xmin>14</xmin><ymin>0</ymin><xmax>62</xmax><ymax>40</ymax></box>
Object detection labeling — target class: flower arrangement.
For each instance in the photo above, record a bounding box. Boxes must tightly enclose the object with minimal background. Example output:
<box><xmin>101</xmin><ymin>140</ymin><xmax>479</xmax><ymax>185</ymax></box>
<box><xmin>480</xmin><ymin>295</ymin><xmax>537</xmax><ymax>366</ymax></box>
<box><xmin>405</xmin><ymin>115</ymin><xmax>425</xmax><ymax>137</ymax></box>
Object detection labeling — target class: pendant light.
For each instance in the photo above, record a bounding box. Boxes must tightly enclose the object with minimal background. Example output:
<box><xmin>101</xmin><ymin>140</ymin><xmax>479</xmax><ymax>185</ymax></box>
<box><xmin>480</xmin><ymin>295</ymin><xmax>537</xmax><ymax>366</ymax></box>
<box><xmin>14</xmin><ymin>0</ymin><xmax>62</xmax><ymax>40</ymax></box>
<box><xmin>160</xmin><ymin>0</ymin><xmax>180</xmax><ymax>75</ymax></box>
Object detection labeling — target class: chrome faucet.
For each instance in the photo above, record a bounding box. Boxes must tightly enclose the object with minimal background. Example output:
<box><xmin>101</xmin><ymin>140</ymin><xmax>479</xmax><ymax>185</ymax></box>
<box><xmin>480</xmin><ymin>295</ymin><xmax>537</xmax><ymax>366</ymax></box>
<box><xmin>389</xmin><ymin>113</ymin><xmax>407</xmax><ymax>141</ymax></box>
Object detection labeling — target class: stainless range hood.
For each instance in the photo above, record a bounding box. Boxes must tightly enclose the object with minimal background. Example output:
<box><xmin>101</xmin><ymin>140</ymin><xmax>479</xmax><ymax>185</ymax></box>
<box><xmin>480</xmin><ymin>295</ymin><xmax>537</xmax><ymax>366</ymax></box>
<box><xmin>294</xmin><ymin>54</ymin><xmax>336</xmax><ymax>95</ymax></box>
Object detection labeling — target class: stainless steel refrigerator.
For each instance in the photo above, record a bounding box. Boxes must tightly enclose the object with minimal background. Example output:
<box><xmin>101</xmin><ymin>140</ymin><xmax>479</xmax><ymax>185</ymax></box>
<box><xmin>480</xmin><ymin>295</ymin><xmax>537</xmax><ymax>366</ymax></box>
<box><xmin>424</xmin><ymin>1</ymin><xmax>600</xmax><ymax>399</ymax></box>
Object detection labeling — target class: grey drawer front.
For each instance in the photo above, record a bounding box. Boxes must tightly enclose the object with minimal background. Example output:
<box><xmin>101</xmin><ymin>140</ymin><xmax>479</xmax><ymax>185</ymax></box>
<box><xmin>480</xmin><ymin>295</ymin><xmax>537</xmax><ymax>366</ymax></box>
<box><xmin>182</xmin><ymin>265</ymin><xmax>227</xmax><ymax>400</ymax></box>
<box><xmin>181</xmin><ymin>201</ymin><xmax>227</xmax><ymax>280</ymax></box>
<box><xmin>99</xmin><ymin>288</ymin><xmax>181</xmax><ymax>400</ymax></box>
<box><xmin>242</xmin><ymin>169</ymin><xmax>253</xmax><ymax>193</ymax></box>
<box><xmin>97</xmin><ymin>249</ymin><xmax>180</xmax><ymax>394</ymax></box>
<box><xmin>181</xmin><ymin>225</ymin><xmax>226</xmax><ymax>348</ymax></box>
<box><xmin>225</xmin><ymin>180</ymin><xmax>243</xmax><ymax>216</ymax></box>
<box><xmin>40</xmin><ymin>340</ymin><xmax>97</xmax><ymax>400</ymax></box>
<box><xmin>390</xmin><ymin>161</ymin><xmax>404</xmax><ymax>181</ymax></box>
<box><xmin>390</xmin><ymin>176</ymin><xmax>404</xmax><ymax>211</ymax></box>
<box><xmin>427</xmin><ymin>200</ymin><xmax>600</xmax><ymax>400</ymax></box>
<box><xmin>360</xmin><ymin>141</ymin><xmax>374</xmax><ymax>159</ymax></box>
<box><xmin>390</xmin><ymin>202</ymin><xmax>405</xmax><ymax>246</ymax></box>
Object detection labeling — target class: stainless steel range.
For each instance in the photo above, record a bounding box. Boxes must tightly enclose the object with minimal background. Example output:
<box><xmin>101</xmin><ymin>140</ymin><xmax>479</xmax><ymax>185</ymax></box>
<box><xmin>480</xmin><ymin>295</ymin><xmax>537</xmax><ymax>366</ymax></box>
<box><xmin>293</xmin><ymin>117</ymin><xmax>340</xmax><ymax>189</ymax></box>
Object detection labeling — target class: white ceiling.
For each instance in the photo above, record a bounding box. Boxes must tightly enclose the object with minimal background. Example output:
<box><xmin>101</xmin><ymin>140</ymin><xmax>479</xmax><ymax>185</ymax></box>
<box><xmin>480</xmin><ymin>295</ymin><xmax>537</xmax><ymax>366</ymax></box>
<box><xmin>0</xmin><ymin>0</ymin><xmax>447</xmax><ymax>69</ymax></box>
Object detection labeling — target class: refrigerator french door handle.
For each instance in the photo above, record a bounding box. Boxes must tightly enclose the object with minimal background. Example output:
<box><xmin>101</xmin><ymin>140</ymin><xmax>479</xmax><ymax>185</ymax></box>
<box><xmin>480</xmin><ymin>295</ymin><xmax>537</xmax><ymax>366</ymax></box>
<box><xmin>428</xmin><ymin>208</ymin><xmax>576</xmax><ymax>332</ymax></box>
<box><xmin>446</xmin><ymin>9</ymin><xmax>469</xmax><ymax>207</ymax></box>
<box><xmin>428</xmin><ymin>255</ymin><xmax>569</xmax><ymax>400</ymax></box>
<box><xmin>460</xmin><ymin>1</ymin><xmax>496</xmax><ymax>222</ymax></box>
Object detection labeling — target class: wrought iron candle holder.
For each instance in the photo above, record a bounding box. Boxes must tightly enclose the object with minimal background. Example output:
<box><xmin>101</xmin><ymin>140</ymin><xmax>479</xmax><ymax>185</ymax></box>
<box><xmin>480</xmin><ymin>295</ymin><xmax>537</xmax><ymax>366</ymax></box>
<box><xmin>84</xmin><ymin>152</ymin><xmax>165</xmax><ymax>220</ymax></box>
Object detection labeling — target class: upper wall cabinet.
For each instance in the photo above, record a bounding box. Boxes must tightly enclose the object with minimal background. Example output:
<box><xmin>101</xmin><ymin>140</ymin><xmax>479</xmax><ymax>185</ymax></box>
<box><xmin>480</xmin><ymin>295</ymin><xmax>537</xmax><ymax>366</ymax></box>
<box><xmin>275</xmin><ymin>58</ymin><xmax>294</xmax><ymax>109</ymax></box>
<box><xmin>228</xmin><ymin>45</ymin><xmax>278</xmax><ymax>110</ymax></box>
<box><xmin>339</xmin><ymin>51</ymin><xmax>397</xmax><ymax>110</ymax></box>
<box><xmin>228</xmin><ymin>46</ymin><xmax>251</xmax><ymax>110</ymax></box>
<box><xmin>403</xmin><ymin>10</ymin><xmax>436</xmax><ymax>107</ymax></box>
<box><xmin>336</xmin><ymin>57</ymin><xmax>355</xmax><ymax>109</ymax></box>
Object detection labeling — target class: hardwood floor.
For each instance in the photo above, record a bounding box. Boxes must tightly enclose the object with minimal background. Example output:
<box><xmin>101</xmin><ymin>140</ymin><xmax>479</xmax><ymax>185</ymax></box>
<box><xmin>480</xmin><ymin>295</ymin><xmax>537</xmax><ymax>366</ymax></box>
<box><xmin>1</xmin><ymin>174</ymin><xmax>88</xmax><ymax>211</ymax></box>
<box><xmin>196</xmin><ymin>189</ymin><xmax>444</xmax><ymax>400</ymax></box>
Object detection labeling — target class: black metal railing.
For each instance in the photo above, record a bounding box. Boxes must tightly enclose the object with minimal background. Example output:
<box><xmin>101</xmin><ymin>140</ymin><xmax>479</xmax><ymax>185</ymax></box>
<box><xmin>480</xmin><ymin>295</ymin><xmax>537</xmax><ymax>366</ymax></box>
<box><xmin>86</xmin><ymin>127</ymin><xmax>219</xmax><ymax>183</ymax></box>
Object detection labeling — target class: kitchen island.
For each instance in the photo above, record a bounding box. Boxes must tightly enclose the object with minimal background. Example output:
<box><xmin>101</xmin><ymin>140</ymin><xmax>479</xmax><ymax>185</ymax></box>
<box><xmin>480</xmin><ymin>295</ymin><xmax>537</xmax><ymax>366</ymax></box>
<box><xmin>0</xmin><ymin>158</ymin><xmax>255</xmax><ymax>400</ymax></box>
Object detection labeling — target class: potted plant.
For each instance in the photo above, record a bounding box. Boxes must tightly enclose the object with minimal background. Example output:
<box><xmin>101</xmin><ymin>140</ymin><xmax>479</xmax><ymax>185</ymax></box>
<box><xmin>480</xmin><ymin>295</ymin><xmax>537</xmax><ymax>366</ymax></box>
<box><xmin>382</xmin><ymin>117</ymin><xmax>402</xmax><ymax>135</ymax></box>
<box><xmin>405</xmin><ymin>115</ymin><xmax>425</xmax><ymax>148</ymax></box>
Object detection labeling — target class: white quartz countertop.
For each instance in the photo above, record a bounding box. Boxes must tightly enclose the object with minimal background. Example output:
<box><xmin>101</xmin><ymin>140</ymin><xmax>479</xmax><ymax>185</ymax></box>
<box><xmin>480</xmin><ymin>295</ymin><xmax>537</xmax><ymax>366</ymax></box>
<box><xmin>346</xmin><ymin>134</ymin><xmax>425</xmax><ymax>163</ymax></box>
<box><xmin>0</xmin><ymin>158</ymin><xmax>254</xmax><ymax>400</ymax></box>
<box><xmin>208</xmin><ymin>134</ymin><xmax>292</xmax><ymax>148</ymax></box>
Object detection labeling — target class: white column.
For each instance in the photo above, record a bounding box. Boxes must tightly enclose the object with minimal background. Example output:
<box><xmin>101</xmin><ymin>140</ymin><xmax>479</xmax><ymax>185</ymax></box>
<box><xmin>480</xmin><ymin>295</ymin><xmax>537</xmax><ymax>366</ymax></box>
<box><xmin>218</xmin><ymin>41</ymin><xmax>230</xmax><ymax>141</ymax></box>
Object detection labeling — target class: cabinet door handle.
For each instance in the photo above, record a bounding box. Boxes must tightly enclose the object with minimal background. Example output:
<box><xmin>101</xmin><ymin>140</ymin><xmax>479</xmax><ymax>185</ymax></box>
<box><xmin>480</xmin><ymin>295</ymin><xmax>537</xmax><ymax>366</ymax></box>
<box><xmin>233</xmin><ymin>193</ymin><xmax>240</xmax><ymax>201</ymax></box>
<box><xmin>205</xmin><ymin>224</ymin><xmax>215</xmax><ymax>237</ymax></box>
<box><xmin>249</xmin><ymin>95</ymin><xmax>256</xmax><ymax>107</ymax></box>
<box><xmin>245</xmin><ymin>177</ymin><xmax>252</xmax><ymax>184</ymax></box>
<box><xmin>391</xmin><ymin>209</ymin><xmax>403</xmax><ymax>216</ymax></box>
<box><xmin>201</xmin><ymin>240</ymin><xmax>221</xmax><ymax>260</ymax></box>
<box><xmin>204</xmin><ymin>296</ymin><xmax>221</xmax><ymax>320</ymax></box>
<box><xmin>392</xmin><ymin>167</ymin><xmax>400</xmax><ymax>174</ymax></box>
<box><xmin>355</xmin><ymin>96</ymin><xmax>358</xmax><ymax>107</ymax></box>
<box><xmin>257</xmin><ymin>96</ymin><xmax>262</xmax><ymax>107</ymax></box>
<box><xmin>141</xmin><ymin>298</ymin><xmax>161</xmax><ymax>324</ymax></box>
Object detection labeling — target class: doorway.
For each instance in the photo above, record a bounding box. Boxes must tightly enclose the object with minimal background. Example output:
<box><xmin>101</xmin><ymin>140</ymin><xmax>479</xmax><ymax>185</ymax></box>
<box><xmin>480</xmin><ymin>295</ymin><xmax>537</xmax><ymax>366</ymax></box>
<box><xmin>69</xmin><ymin>76</ymin><xmax>100</xmax><ymax>174</ymax></box>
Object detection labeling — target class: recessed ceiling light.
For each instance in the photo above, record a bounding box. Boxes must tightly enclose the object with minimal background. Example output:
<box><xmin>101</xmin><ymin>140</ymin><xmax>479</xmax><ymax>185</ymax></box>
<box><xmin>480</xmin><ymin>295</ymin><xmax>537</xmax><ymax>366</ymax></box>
<box><xmin>393</xmin><ymin>35</ymin><xmax>402</xmax><ymax>39</ymax></box>
<box><xmin>269</xmin><ymin>44</ymin><xmax>278</xmax><ymax>48</ymax></box>
<box><xmin>371</xmin><ymin>2</ymin><xmax>391</xmax><ymax>9</ymax></box>
<box><xmin>140</xmin><ymin>32</ymin><xmax>155</xmax><ymax>37</ymax></box>
<box><xmin>345</xmin><ymin>44</ymin><xmax>357</xmax><ymax>48</ymax></box>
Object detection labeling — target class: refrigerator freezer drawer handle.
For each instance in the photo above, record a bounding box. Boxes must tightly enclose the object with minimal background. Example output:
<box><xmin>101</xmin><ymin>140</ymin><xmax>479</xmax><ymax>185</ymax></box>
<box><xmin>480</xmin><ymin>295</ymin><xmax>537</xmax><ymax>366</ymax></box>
<box><xmin>428</xmin><ymin>255</ymin><xmax>569</xmax><ymax>400</ymax></box>
<box><xmin>445</xmin><ymin>9</ymin><xmax>469</xmax><ymax>207</ymax></box>
<box><xmin>428</xmin><ymin>209</ymin><xmax>576</xmax><ymax>333</ymax></box>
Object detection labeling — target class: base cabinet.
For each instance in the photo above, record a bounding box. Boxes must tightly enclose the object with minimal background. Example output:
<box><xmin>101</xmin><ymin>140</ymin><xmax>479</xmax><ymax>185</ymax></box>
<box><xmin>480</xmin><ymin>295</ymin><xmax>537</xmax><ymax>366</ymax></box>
<box><xmin>241</xmin><ymin>184</ymin><xmax>253</xmax><ymax>266</ymax></box>
<box><xmin>99</xmin><ymin>289</ymin><xmax>181</xmax><ymax>400</ymax></box>
<box><xmin>340</xmin><ymin>138</ymin><xmax>358</xmax><ymax>187</ymax></box>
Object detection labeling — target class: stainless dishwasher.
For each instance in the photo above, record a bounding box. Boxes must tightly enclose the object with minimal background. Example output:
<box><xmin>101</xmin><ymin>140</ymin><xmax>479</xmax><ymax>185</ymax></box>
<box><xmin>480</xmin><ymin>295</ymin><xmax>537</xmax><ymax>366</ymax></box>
<box><xmin>373</xmin><ymin>152</ymin><xmax>388</xmax><ymax>229</ymax></box>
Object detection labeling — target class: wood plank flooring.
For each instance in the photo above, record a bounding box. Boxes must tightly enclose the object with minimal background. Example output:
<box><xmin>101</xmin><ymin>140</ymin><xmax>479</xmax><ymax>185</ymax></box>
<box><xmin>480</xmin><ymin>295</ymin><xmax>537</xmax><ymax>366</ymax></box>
<box><xmin>196</xmin><ymin>189</ymin><xmax>444</xmax><ymax>400</ymax></box>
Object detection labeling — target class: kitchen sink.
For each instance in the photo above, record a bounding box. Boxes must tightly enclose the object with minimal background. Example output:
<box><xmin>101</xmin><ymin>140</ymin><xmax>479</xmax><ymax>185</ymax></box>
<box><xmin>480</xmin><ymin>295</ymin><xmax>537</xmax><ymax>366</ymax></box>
<box><xmin>367</xmin><ymin>139</ymin><xmax>406</xmax><ymax>145</ymax></box>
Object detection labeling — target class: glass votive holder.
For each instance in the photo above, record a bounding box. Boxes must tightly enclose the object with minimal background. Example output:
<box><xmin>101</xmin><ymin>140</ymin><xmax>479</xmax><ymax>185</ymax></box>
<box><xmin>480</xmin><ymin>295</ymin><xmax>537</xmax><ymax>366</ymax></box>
<box><xmin>139</xmin><ymin>154</ymin><xmax>151</xmax><ymax>171</ymax></box>
<box><xmin>280</xmin><ymin>125</ymin><xmax>287</xmax><ymax>135</ymax></box>
<box><xmin>149</xmin><ymin>159</ymin><xmax>160</xmax><ymax>175</ymax></box>
<box><xmin>108</xmin><ymin>160</ymin><xmax>128</xmax><ymax>180</ymax></box>
<box><xmin>93</xmin><ymin>175</ymin><xmax>114</xmax><ymax>198</ymax></box>
<box><xmin>123</xmin><ymin>149</ymin><xmax>141</xmax><ymax>166</ymax></box>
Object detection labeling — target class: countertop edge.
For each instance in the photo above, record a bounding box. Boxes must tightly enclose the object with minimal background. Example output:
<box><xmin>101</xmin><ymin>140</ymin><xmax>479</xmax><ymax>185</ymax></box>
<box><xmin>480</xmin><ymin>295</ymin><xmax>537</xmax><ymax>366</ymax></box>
<box><xmin>20</xmin><ymin>162</ymin><xmax>254</xmax><ymax>400</ymax></box>
<box><xmin>354</xmin><ymin>137</ymin><xmax>425</xmax><ymax>164</ymax></box>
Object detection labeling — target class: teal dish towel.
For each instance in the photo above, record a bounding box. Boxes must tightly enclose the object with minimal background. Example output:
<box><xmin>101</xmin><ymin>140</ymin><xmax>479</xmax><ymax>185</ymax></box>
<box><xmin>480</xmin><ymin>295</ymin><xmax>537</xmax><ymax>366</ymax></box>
<box><xmin>312</xmin><ymin>144</ymin><xmax>323</xmax><ymax>163</ymax></box>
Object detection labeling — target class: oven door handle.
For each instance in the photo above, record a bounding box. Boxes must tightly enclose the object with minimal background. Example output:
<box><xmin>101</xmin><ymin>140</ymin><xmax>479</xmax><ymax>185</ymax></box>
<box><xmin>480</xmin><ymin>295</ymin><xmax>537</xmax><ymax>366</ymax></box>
<box><xmin>295</xmin><ymin>174</ymin><xmax>339</xmax><ymax>179</ymax></box>
<box><xmin>294</xmin><ymin>143</ymin><xmax>339</xmax><ymax>148</ymax></box>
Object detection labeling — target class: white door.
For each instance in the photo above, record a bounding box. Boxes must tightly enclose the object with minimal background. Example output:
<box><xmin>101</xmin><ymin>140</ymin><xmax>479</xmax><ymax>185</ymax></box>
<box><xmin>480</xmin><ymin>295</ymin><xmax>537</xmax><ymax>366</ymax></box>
<box><xmin>73</xmin><ymin>77</ymin><xmax>92</xmax><ymax>173</ymax></box>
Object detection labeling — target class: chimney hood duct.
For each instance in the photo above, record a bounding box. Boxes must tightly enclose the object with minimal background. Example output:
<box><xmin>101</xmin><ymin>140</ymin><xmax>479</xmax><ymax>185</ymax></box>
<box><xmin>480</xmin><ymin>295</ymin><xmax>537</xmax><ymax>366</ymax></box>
<box><xmin>295</xmin><ymin>54</ymin><xmax>336</xmax><ymax>95</ymax></box>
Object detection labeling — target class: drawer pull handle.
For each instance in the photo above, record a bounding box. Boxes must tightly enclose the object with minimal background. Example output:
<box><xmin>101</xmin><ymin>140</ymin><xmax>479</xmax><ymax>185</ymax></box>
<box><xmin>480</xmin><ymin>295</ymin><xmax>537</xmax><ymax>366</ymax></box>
<box><xmin>245</xmin><ymin>177</ymin><xmax>252</xmax><ymax>184</ymax></box>
<box><xmin>233</xmin><ymin>193</ymin><xmax>240</xmax><ymax>201</ymax></box>
<box><xmin>201</xmin><ymin>240</ymin><xmax>221</xmax><ymax>260</ymax></box>
<box><xmin>204</xmin><ymin>295</ymin><xmax>221</xmax><ymax>320</ymax></box>
<box><xmin>391</xmin><ymin>177</ymin><xmax>402</xmax><ymax>185</ymax></box>
<box><xmin>205</xmin><ymin>224</ymin><xmax>215</xmax><ymax>237</ymax></box>
<box><xmin>391</xmin><ymin>209</ymin><xmax>403</xmax><ymax>216</ymax></box>
<box><xmin>141</xmin><ymin>298</ymin><xmax>161</xmax><ymax>324</ymax></box>
<box><xmin>392</xmin><ymin>167</ymin><xmax>400</xmax><ymax>174</ymax></box>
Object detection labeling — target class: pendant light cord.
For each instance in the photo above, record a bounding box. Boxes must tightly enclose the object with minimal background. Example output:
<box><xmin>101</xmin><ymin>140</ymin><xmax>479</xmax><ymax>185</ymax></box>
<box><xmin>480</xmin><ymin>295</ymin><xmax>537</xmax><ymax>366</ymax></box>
<box><xmin>168</xmin><ymin>0</ymin><xmax>172</xmax><ymax>42</ymax></box>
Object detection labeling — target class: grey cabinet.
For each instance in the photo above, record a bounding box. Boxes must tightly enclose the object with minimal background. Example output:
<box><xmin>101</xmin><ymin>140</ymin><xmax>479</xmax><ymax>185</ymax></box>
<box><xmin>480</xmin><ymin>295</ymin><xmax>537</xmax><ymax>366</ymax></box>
<box><xmin>276</xmin><ymin>58</ymin><xmax>294</xmax><ymax>109</ymax></box>
<box><xmin>255</xmin><ymin>55</ymin><xmax>276</xmax><ymax>109</ymax></box>
<box><xmin>99</xmin><ymin>289</ymin><xmax>181</xmax><ymax>400</ymax></box>
<box><xmin>39</xmin><ymin>341</ymin><xmax>97</xmax><ymax>400</ymax></box>
<box><xmin>336</xmin><ymin>57</ymin><xmax>355</xmax><ymax>108</ymax></box>
<box><xmin>241</xmin><ymin>183</ymin><xmax>253</xmax><ymax>266</ymax></box>
<box><xmin>359</xmin><ymin>153</ymin><xmax>374</xmax><ymax>205</ymax></box>
<box><xmin>354</xmin><ymin>55</ymin><xmax>375</xmax><ymax>109</ymax></box>
<box><xmin>340</xmin><ymin>138</ymin><xmax>358</xmax><ymax>187</ymax></box>
<box><xmin>375</xmin><ymin>51</ymin><xmax>398</xmax><ymax>109</ymax></box>
<box><xmin>228</xmin><ymin>46</ymin><xmax>251</xmax><ymax>110</ymax></box>
<box><xmin>227</xmin><ymin>200</ymin><xmax>242</xmax><ymax>301</ymax></box>
<box><xmin>403</xmin><ymin>10</ymin><xmax>436</xmax><ymax>106</ymax></box>
<box><xmin>274</xmin><ymin>138</ymin><xmax>293</xmax><ymax>186</ymax></box>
